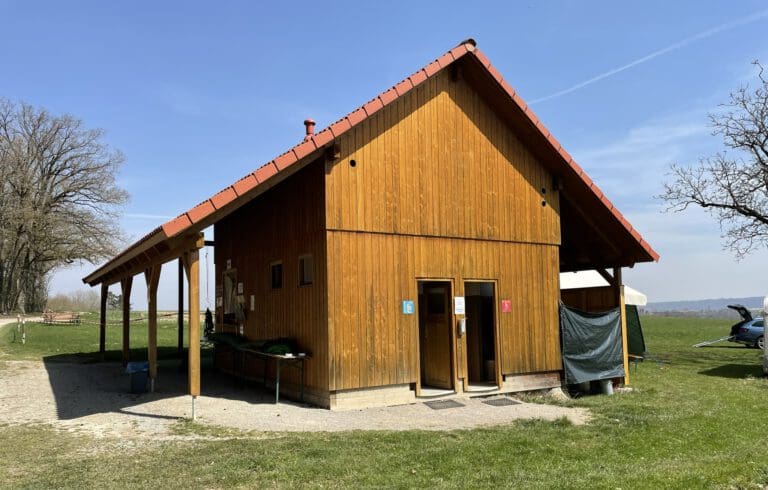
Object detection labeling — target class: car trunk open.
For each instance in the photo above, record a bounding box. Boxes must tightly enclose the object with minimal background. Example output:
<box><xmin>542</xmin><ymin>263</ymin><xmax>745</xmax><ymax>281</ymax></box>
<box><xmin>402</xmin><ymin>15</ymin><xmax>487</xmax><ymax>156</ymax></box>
<box><xmin>728</xmin><ymin>304</ymin><xmax>752</xmax><ymax>336</ymax></box>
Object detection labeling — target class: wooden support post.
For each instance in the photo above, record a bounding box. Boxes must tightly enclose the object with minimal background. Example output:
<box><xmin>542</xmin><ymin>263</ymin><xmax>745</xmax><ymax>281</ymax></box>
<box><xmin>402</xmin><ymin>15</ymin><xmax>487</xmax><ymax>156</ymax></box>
<box><xmin>99</xmin><ymin>283</ymin><xmax>108</xmax><ymax>360</ymax></box>
<box><xmin>121</xmin><ymin>276</ymin><xmax>133</xmax><ymax>367</ymax></box>
<box><xmin>182</xmin><ymin>236</ymin><xmax>204</xmax><ymax>420</ymax></box>
<box><xmin>145</xmin><ymin>265</ymin><xmax>161</xmax><ymax>392</ymax></box>
<box><xmin>614</xmin><ymin>267</ymin><xmax>630</xmax><ymax>385</ymax></box>
<box><xmin>183</xmin><ymin>249</ymin><xmax>201</xmax><ymax>400</ymax></box>
<box><xmin>178</xmin><ymin>258</ymin><xmax>185</xmax><ymax>366</ymax></box>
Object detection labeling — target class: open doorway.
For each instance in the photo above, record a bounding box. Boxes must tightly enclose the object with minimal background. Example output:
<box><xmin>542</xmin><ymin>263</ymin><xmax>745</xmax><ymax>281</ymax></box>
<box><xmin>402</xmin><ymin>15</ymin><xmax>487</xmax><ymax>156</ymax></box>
<box><xmin>418</xmin><ymin>281</ymin><xmax>453</xmax><ymax>394</ymax></box>
<box><xmin>464</xmin><ymin>281</ymin><xmax>498</xmax><ymax>390</ymax></box>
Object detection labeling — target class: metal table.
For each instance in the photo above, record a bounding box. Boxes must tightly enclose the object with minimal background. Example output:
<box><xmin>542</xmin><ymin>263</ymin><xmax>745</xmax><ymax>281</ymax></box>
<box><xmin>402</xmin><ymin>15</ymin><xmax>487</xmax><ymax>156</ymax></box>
<box><xmin>239</xmin><ymin>348</ymin><xmax>309</xmax><ymax>404</ymax></box>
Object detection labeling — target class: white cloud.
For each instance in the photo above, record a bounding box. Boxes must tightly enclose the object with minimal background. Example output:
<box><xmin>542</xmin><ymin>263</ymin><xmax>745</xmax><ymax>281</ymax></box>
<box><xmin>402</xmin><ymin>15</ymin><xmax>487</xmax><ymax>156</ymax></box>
<box><xmin>575</xmin><ymin>121</ymin><xmax>708</xmax><ymax>165</ymax></box>
<box><xmin>570</xmin><ymin>106</ymin><xmax>768</xmax><ymax>302</ymax></box>
<box><xmin>569</xmin><ymin>111</ymin><xmax>715</xmax><ymax>216</ymax></box>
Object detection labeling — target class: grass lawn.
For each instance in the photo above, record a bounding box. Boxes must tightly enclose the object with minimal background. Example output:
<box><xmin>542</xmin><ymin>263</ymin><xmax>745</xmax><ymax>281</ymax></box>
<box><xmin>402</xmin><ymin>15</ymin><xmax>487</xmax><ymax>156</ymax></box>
<box><xmin>1</xmin><ymin>315</ymin><xmax>767</xmax><ymax>488</ymax></box>
<box><xmin>0</xmin><ymin>311</ymin><xmax>196</xmax><ymax>363</ymax></box>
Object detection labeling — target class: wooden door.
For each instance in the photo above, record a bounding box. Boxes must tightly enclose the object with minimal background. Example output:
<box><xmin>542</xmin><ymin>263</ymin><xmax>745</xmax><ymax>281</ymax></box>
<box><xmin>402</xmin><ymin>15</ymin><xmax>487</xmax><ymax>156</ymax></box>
<box><xmin>419</xmin><ymin>282</ymin><xmax>453</xmax><ymax>389</ymax></box>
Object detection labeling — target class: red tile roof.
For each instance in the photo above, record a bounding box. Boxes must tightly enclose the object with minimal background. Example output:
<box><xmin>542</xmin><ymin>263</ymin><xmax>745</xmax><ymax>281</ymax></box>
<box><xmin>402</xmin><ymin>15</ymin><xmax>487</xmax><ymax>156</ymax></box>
<box><xmin>84</xmin><ymin>39</ymin><xmax>658</xmax><ymax>286</ymax></box>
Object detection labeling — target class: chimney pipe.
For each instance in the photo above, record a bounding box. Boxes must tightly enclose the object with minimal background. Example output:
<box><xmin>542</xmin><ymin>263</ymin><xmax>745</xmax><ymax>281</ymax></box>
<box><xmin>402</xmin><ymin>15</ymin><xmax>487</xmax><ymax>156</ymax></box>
<box><xmin>304</xmin><ymin>119</ymin><xmax>316</xmax><ymax>141</ymax></box>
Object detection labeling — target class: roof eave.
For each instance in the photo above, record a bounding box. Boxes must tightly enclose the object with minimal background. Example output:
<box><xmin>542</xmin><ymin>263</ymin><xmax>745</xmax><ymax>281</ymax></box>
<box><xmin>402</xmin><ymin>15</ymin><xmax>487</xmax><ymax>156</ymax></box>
<box><xmin>82</xmin><ymin>227</ymin><xmax>168</xmax><ymax>286</ymax></box>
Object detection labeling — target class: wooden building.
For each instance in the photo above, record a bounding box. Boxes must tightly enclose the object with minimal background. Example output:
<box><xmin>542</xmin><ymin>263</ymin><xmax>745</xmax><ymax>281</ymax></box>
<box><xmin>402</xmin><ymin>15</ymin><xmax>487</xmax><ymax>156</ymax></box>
<box><xmin>84</xmin><ymin>39</ymin><xmax>657</xmax><ymax>410</ymax></box>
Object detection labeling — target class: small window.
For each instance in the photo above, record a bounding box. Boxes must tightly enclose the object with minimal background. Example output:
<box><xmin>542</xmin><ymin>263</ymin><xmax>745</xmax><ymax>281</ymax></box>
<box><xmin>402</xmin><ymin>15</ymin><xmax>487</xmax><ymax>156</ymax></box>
<box><xmin>270</xmin><ymin>261</ymin><xmax>283</xmax><ymax>290</ymax></box>
<box><xmin>299</xmin><ymin>254</ymin><xmax>314</xmax><ymax>286</ymax></box>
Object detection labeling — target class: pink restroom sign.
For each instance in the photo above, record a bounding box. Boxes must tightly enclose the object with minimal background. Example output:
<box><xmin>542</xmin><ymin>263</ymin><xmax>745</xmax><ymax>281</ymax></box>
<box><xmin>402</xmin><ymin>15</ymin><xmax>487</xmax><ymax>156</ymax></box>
<box><xmin>501</xmin><ymin>299</ymin><xmax>512</xmax><ymax>313</ymax></box>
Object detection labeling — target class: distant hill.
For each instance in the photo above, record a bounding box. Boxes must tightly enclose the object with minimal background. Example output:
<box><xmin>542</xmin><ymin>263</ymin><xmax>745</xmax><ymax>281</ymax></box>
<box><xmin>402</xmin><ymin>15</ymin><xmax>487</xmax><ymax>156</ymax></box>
<box><xmin>644</xmin><ymin>296</ymin><xmax>764</xmax><ymax>317</ymax></box>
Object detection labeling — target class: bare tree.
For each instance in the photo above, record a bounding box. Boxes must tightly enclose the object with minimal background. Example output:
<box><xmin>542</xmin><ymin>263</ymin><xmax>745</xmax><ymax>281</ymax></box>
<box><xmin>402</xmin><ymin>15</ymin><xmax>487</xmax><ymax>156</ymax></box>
<box><xmin>46</xmin><ymin>289</ymin><xmax>100</xmax><ymax>312</ymax></box>
<box><xmin>0</xmin><ymin>99</ymin><xmax>128</xmax><ymax>313</ymax></box>
<box><xmin>661</xmin><ymin>61</ymin><xmax>768</xmax><ymax>257</ymax></box>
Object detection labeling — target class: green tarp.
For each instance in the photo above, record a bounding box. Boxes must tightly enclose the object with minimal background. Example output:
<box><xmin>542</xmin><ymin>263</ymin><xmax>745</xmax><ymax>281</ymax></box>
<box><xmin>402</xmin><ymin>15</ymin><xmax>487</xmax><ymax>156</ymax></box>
<box><xmin>560</xmin><ymin>304</ymin><xmax>625</xmax><ymax>384</ymax></box>
<box><xmin>625</xmin><ymin>304</ymin><xmax>646</xmax><ymax>357</ymax></box>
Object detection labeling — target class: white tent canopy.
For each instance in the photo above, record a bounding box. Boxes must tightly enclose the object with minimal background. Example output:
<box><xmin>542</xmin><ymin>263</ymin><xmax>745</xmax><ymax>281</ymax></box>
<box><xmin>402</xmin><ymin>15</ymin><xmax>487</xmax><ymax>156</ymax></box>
<box><xmin>559</xmin><ymin>270</ymin><xmax>647</xmax><ymax>306</ymax></box>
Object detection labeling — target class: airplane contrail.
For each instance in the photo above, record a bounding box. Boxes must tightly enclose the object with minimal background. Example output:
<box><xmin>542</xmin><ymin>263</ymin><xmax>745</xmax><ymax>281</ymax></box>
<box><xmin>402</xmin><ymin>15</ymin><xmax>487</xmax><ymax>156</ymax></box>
<box><xmin>530</xmin><ymin>8</ymin><xmax>768</xmax><ymax>104</ymax></box>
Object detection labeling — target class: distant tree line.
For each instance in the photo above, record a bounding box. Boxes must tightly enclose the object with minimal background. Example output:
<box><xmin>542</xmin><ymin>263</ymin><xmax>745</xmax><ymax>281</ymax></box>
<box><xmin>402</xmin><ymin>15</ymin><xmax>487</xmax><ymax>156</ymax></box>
<box><xmin>45</xmin><ymin>290</ymin><xmax>128</xmax><ymax>312</ymax></box>
<box><xmin>0</xmin><ymin>99</ymin><xmax>127</xmax><ymax>313</ymax></box>
<box><xmin>46</xmin><ymin>289</ymin><xmax>100</xmax><ymax>312</ymax></box>
<box><xmin>641</xmin><ymin>308</ymin><xmax>747</xmax><ymax>320</ymax></box>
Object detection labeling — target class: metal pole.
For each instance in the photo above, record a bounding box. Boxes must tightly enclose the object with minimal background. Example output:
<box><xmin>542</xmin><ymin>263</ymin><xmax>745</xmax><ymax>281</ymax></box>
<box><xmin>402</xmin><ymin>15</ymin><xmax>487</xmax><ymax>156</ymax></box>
<box><xmin>191</xmin><ymin>395</ymin><xmax>197</xmax><ymax>421</ymax></box>
<box><xmin>275</xmin><ymin>361</ymin><xmax>281</xmax><ymax>404</ymax></box>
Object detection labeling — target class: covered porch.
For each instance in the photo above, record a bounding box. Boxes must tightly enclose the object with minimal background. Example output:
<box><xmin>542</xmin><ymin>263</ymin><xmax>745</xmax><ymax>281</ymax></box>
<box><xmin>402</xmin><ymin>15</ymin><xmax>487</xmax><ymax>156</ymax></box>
<box><xmin>557</xmin><ymin>186</ymin><xmax>658</xmax><ymax>385</ymax></box>
<box><xmin>83</xmin><ymin>231</ymin><xmax>206</xmax><ymax>418</ymax></box>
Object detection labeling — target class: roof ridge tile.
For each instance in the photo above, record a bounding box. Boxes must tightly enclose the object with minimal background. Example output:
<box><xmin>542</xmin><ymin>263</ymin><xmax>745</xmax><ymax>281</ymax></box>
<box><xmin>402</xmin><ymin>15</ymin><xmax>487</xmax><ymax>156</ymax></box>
<box><xmin>362</xmin><ymin>97</ymin><xmax>384</xmax><ymax>117</ymax></box>
<box><xmin>329</xmin><ymin>118</ymin><xmax>352</xmax><ymax>138</ymax></box>
<box><xmin>232</xmin><ymin>174</ymin><xmax>258</xmax><ymax>196</ymax></box>
<box><xmin>436</xmin><ymin>52</ymin><xmax>454</xmax><ymax>69</ymax></box>
<box><xmin>424</xmin><ymin>60</ymin><xmax>441</xmax><ymax>77</ymax></box>
<box><xmin>254</xmin><ymin>162</ymin><xmax>278</xmax><ymax>183</ymax></box>
<box><xmin>409</xmin><ymin>69</ymin><xmax>428</xmax><ymax>86</ymax></box>
<box><xmin>394</xmin><ymin>79</ymin><xmax>414</xmax><ymax>97</ymax></box>
<box><xmin>274</xmin><ymin>149</ymin><xmax>298</xmax><ymax>170</ymax></box>
<box><xmin>210</xmin><ymin>187</ymin><xmax>237</xmax><ymax>210</ymax></box>
<box><xmin>380</xmin><ymin>87</ymin><xmax>399</xmax><ymax>105</ymax></box>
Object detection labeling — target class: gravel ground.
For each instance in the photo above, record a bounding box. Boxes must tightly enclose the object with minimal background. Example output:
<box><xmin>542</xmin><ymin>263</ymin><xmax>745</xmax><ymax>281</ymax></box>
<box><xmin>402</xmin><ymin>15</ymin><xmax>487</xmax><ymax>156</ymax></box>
<box><xmin>0</xmin><ymin>357</ymin><xmax>589</xmax><ymax>438</ymax></box>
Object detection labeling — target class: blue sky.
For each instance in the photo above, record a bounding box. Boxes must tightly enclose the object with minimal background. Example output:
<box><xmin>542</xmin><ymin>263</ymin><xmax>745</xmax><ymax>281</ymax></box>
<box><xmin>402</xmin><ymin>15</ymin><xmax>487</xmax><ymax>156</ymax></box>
<box><xmin>3</xmin><ymin>1</ymin><xmax>768</xmax><ymax>308</ymax></box>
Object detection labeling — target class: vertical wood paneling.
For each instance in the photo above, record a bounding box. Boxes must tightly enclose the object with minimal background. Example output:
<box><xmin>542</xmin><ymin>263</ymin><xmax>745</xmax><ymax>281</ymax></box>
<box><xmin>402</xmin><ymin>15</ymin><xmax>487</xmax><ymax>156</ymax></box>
<box><xmin>326</xmin><ymin>232</ymin><xmax>561</xmax><ymax>391</ymax></box>
<box><xmin>323</xmin><ymin>69</ymin><xmax>563</xmax><ymax>391</ymax></box>
<box><xmin>560</xmin><ymin>287</ymin><xmax>618</xmax><ymax>313</ymax></box>
<box><xmin>325</xmin><ymin>70</ymin><xmax>560</xmax><ymax>245</ymax></box>
<box><xmin>214</xmin><ymin>160</ymin><xmax>328</xmax><ymax>394</ymax></box>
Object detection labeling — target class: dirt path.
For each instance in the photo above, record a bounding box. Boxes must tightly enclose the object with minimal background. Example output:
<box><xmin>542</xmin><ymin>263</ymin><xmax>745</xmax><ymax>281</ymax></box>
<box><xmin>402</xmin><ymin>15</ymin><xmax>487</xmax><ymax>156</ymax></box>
<box><xmin>0</xmin><ymin>360</ymin><xmax>589</xmax><ymax>438</ymax></box>
<box><xmin>0</xmin><ymin>316</ymin><xmax>42</xmax><ymax>327</ymax></box>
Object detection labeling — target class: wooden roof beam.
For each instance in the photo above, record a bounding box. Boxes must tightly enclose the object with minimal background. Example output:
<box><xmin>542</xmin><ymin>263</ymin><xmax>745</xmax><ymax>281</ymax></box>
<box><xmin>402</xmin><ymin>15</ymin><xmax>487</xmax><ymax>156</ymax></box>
<box><xmin>596</xmin><ymin>268</ymin><xmax>616</xmax><ymax>287</ymax></box>
<box><xmin>94</xmin><ymin>233</ymin><xmax>205</xmax><ymax>287</ymax></box>
<box><xmin>561</xmin><ymin>194</ymin><xmax>622</xmax><ymax>257</ymax></box>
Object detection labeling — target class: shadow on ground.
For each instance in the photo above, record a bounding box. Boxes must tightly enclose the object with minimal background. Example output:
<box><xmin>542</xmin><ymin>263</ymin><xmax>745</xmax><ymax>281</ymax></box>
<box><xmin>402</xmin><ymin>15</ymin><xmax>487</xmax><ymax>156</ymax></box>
<box><xmin>698</xmin><ymin>363</ymin><xmax>765</xmax><ymax>379</ymax></box>
<box><xmin>698</xmin><ymin>345</ymin><xmax>749</xmax><ymax>349</ymax></box>
<box><xmin>41</xmin><ymin>348</ymin><xmax>300</xmax><ymax>421</ymax></box>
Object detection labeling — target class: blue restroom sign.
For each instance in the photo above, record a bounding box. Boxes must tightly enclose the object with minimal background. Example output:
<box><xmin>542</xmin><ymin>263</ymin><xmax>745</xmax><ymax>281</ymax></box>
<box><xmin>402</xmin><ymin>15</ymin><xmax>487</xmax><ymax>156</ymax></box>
<box><xmin>402</xmin><ymin>300</ymin><xmax>415</xmax><ymax>314</ymax></box>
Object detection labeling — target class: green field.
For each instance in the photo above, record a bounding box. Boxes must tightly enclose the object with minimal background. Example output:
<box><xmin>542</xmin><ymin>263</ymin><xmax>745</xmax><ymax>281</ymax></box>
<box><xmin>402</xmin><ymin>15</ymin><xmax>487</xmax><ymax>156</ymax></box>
<box><xmin>0</xmin><ymin>311</ymin><xmax>198</xmax><ymax>363</ymax></box>
<box><xmin>1</xmin><ymin>315</ymin><xmax>766</xmax><ymax>488</ymax></box>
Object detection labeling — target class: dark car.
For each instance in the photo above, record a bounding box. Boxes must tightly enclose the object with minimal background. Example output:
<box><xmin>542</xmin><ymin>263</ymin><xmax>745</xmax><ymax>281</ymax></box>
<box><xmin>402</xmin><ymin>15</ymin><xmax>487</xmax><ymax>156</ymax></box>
<box><xmin>727</xmin><ymin>304</ymin><xmax>765</xmax><ymax>349</ymax></box>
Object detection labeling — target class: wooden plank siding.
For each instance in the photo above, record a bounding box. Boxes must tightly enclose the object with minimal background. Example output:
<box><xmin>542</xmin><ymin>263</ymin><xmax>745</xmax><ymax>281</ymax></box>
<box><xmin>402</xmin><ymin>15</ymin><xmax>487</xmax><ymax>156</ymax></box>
<box><xmin>325</xmin><ymin>69</ymin><xmax>563</xmax><ymax>392</ymax></box>
<box><xmin>214</xmin><ymin>159</ymin><xmax>328</xmax><ymax>394</ymax></box>
<box><xmin>560</xmin><ymin>286</ymin><xmax>619</xmax><ymax>313</ymax></box>
<box><xmin>326</xmin><ymin>71</ymin><xmax>560</xmax><ymax>244</ymax></box>
<box><xmin>326</xmin><ymin>233</ymin><xmax>561</xmax><ymax>391</ymax></box>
